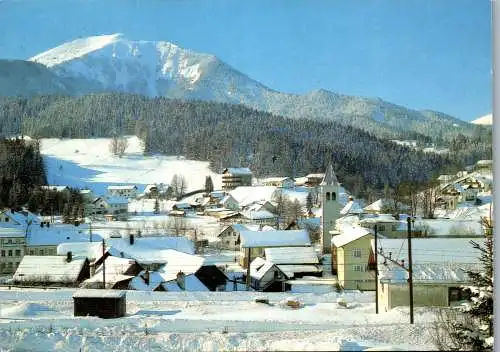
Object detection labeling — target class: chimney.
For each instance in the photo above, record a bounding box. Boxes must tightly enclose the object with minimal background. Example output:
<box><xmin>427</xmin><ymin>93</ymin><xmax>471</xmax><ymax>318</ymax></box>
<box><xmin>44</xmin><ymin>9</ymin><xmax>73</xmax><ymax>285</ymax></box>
<box><xmin>176</xmin><ymin>271</ymin><xmax>186</xmax><ymax>290</ymax></box>
<box><xmin>144</xmin><ymin>270</ymin><xmax>150</xmax><ymax>285</ymax></box>
<box><xmin>40</xmin><ymin>222</ymin><xmax>44</xmax><ymax>228</ymax></box>
<box><xmin>129</xmin><ymin>234</ymin><xmax>134</xmax><ymax>245</ymax></box>
<box><xmin>66</xmin><ymin>251</ymin><xmax>72</xmax><ymax>262</ymax></box>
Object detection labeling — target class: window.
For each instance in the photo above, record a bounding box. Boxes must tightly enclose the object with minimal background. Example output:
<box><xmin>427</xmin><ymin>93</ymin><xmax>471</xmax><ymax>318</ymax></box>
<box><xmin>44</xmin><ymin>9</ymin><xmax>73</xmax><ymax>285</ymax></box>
<box><xmin>7</xmin><ymin>239</ymin><xmax>12</xmax><ymax>244</ymax></box>
<box><xmin>1</xmin><ymin>250</ymin><xmax>4</xmax><ymax>257</ymax></box>
<box><xmin>391</xmin><ymin>225</ymin><xmax>397</xmax><ymax>231</ymax></box>
<box><xmin>449</xmin><ymin>287</ymin><xmax>471</xmax><ymax>304</ymax></box>
<box><xmin>352</xmin><ymin>248</ymin><xmax>362</xmax><ymax>258</ymax></box>
<box><xmin>332</xmin><ymin>192</ymin><xmax>336</xmax><ymax>200</ymax></box>
<box><xmin>8</xmin><ymin>250</ymin><xmax>12</xmax><ymax>257</ymax></box>
<box><xmin>378</xmin><ymin>225</ymin><xmax>385</xmax><ymax>231</ymax></box>
<box><xmin>5</xmin><ymin>217</ymin><xmax>8</xmax><ymax>222</ymax></box>
<box><xmin>30</xmin><ymin>250</ymin><xmax>34</xmax><ymax>255</ymax></box>
<box><xmin>15</xmin><ymin>250</ymin><xmax>21</xmax><ymax>257</ymax></box>
<box><xmin>326</xmin><ymin>192</ymin><xmax>330</xmax><ymax>201</ymax></box>
<box><xmin>353</xmin><ymin>264</ymin><xmax>366</xmax><ymax>272</ymax></box>
<box><xmin>39</xmin><ymin>249</ymin><xmax>44</xmax><ymax>255</ymax></box>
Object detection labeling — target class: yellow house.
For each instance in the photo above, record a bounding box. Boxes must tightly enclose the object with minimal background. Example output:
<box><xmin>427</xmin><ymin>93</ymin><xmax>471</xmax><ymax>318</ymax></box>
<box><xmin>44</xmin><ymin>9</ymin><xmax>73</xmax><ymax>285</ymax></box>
<box><xmin>331</xmin><ymin>226</ymin><xmax>375</xmax><ymax>291</ymax></box>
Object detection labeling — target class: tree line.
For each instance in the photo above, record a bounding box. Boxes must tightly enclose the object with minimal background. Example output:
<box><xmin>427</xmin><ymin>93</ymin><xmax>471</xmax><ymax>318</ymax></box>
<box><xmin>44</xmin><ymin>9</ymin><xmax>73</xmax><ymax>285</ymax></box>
<box><xmin>0</xmin><ymin>93</ymin><xmax>491</xmax><ymax>200</ymax></box>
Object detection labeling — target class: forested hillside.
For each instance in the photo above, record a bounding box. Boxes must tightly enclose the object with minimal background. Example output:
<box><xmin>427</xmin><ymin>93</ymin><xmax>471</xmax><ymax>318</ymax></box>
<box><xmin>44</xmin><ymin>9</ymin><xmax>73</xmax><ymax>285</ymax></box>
<box><xmin>0</xmin><ymin>94</ymin><xmax>491</xmax><ymax>199</ymax></box>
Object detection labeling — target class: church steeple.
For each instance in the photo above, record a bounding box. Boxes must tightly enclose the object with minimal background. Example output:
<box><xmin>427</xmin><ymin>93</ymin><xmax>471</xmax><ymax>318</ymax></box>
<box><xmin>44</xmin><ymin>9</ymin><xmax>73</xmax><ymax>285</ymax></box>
<box><xmin>321</xmin><ymin>163</ymin><xmax>339</xmax><ymax>186</ymax></box>
<box><xmin>320</xmin><ymin>162</ymin><xmax>341</xmax><ymax>254</ymax></box>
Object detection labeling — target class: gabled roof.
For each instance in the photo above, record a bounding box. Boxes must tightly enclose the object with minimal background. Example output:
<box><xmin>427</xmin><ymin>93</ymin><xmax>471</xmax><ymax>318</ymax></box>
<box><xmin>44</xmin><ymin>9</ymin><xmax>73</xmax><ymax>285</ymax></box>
<box><xmin>265</xmin><ymin>246</ymin><xmax>319</xmax><ymax>265</ymax></box>
<box><xmin>331</xmin><ymin>226</ymin><xmax>373</xmax><ymax>247</ymax></box>
<box><xmin>106</xmin><ymin>236</ymin><xmax>195</xmax><ymax>263</ymax></box>
<box><xmin>82</xmin><ymin>256</ymin><xmax>137</xmax><ymax>288</ymax></box>
<box><xmin>57</xmin><ymin>242</ymin><xmax>103</xmax><ymax>262</ymax></box>
<box><xmin>13</xmin><ymin>255</ymin><xmax>88</xmax><ymax>283</ymax></box>
<box><xmin>340</xmin><ymin>200</ymin><xmax>364</xmax><ymax>215</ymax></box>
<box><xmin>1</xmin><ymin>209</ymin><xmax>40</xmax><ymax>226</ymax></box>
<box><xmin>241</xmin><ymin>210</ymin><xmax>276</xmax><ymax>220</ymax></box>
<box><xmin>229</xmin><ymin>186</ymin><xmax>278</xmax><ymax>206</ymax></box>
<box><xmin>250</xmin><ymin>257</ymin><xmax>278</xmax><ymax>280</ymax></box>
<box><xmin>223</xmin><ymin>167</ymin><xmax>253</xmax><ymax>175</ymax></box>
<box><xmin>321</xmin><ymin>164</ymin><xmax>339</xmax><ymax>186</ymax></box>
<box><xmin>0</xmin><ymin>227</ymin><xmax>25</xmax><ymax>238</ymax></box>
<box><xmin>28</xmin><ymin>225</ymin><xmax>99</xmax><ymax>246</ymax></box>
<box><xmin>161</xmin><ymin>274</ymin><xmax>209</xmax><ymax>292</ymax></box>
<box><xmin>240</xmin><ymin>229</ymin><xmax>311</xmax><ymax>248</ymax></box>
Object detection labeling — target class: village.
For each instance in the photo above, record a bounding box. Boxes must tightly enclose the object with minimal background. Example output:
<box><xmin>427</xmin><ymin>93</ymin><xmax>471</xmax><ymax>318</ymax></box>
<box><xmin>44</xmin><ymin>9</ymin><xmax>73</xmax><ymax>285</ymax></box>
<box><xmin>0</xmin><ymin>149</ymin><xmax>493</xmax><ymax>315</ymax></box>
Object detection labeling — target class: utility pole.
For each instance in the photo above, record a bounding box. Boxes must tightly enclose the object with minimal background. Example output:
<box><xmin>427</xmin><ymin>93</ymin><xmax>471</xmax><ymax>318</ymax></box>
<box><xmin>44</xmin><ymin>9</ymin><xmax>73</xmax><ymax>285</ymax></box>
<box><xmin>374</xmin><ymin>224</ymin><xmax>379</xmax><ymax>314</ymax></box>
<box><xmin>407</xmin><ymin>216</ymin><xmax>414</xmax><ymax>324</ymax></box>
<box><xmin>246</xmin><ymin>247</ymin><xmax>251</xmax><ymax>291</ymax></box>
<box><xmin>102</xmin><ymin>238</ymin><xmax>106</xmax><ymax>289</ymax></box>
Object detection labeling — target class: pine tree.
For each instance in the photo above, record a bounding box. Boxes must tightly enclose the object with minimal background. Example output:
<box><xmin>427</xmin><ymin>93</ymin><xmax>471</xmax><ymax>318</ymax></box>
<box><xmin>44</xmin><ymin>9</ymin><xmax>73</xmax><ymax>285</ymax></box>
<box><xmin>306</xmin><ymin>191</ymin><xmax>313</xmax><ymax>215</ymax></box>
<box><xmin>205</xmin><ymin>175</ymin><xmax>214</xmax><ymax>194</ymax></box>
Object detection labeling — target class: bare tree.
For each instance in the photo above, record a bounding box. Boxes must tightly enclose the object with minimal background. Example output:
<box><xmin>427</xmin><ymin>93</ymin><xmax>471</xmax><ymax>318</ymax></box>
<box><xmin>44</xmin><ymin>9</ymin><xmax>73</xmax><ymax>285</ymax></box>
<box><xmin>171</xmin><ymin>174</ymin><xmax>188</xmax><ymax>198</ymax></box>
<box><xmin>109</xmin><ymin>136</ymin><xmax>128</xmax><ymax>157</ymax></box>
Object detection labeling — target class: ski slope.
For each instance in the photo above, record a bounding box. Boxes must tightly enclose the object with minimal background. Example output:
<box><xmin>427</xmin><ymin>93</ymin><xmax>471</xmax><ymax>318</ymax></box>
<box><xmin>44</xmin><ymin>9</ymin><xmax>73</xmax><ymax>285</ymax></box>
<box><xmin>40</xmin><ymin>136</ymin><xmax>222</xmax><ymax>195</ymax></box>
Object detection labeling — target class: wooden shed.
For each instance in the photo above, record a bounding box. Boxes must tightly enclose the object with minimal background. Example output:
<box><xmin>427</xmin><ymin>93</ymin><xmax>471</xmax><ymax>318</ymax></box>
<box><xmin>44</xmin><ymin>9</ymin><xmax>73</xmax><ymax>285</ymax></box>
<box><xmin>73</xmin><ymin>290</ymin><xmax>126</xmax><ymax>318</ymax></box>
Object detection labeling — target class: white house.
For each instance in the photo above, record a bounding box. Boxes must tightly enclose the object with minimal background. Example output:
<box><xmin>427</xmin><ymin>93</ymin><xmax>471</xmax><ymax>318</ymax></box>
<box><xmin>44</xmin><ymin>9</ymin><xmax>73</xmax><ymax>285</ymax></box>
<box><xmin>249</xmin><ymin>257</ymin><xmax>288</xmax><ymax>291</ymax></box>
<box><xmin>261</xmin><ymin>177</ymin><xmax>295</xmax><ymax>189</ymax></box>
<box><xmin>264</xmin><ymin>246</ymin><xmax>322</xmax><ymax>278</ymax></box>
<box><xmin>107</xmin><ymin>185</ymin><xmax>138</xmax><ymax>199</ymax></box>
<box><xmin>375</xmin><ymin>237</ymin><xmax>484</xmax><ymax>311</ymax></box>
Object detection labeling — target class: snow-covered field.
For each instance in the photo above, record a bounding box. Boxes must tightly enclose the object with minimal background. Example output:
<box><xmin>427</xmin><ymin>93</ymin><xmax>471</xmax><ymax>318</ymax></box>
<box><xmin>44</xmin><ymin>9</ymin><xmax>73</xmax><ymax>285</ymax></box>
<box><xmin>40</xmin><ymin>136</ymin><xmax>223</xmax><ymax>195</ymax></box>
<box><xmin>0</xmin><ymin>289</ymin><xmax>437</xmax><ymax>351</ymax></box>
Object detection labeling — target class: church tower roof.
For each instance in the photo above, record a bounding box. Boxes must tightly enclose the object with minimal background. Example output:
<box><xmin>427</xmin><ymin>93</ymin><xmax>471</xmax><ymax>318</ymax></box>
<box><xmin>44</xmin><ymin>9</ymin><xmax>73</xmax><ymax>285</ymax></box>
<box><xmin>321</xmin><ymin>163</ymin><xmax>339</xmax><ymax>186</ymax></box>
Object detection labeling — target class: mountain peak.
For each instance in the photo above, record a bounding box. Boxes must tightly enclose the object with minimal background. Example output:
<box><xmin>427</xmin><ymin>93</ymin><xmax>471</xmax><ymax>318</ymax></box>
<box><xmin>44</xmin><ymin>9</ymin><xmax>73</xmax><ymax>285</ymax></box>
<box><xmin>471</xmin><ymin>113</ymin><xmax>492</xmax><ymax>125</ymax></box>
<box><xmin>29</xmin><ymin>33</ymin><xmax>124</xmax><ymax>67</ymax></box>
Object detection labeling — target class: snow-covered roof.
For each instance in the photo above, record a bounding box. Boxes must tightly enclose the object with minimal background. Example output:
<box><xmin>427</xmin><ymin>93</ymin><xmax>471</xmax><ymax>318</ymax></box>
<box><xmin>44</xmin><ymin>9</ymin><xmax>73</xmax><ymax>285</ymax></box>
<box><xmin>41</xmin><ymin>185</ymin><xmax>69</xmax><ymax>192</ymax></box>
<box><xmin>364</xmin><ymin>199</ymin><xmax>389</xmax><ymax>212</ymax></box>
<box><xmin>0</xmin><ymin>227</ymin><xmax>25</xmax><ymax>238</ymax></box>
<box><xmin>265</xmin><ymin>246</ymin><xmax>319</xmax><ymax>265</ymax></box>
<box><xmin>1</xmin><ymin>209</ymin><xmax>40</xmax><ymax>226</ymax></box>
<box><xmin>305</xmin><ymin>173</ymin><xmax>325</xmax><ymax>179</ymax></box>
<box><xmin>83</xmin><ymin>256</ymin><xmax>137</xmax><ymax>288</ymax></box>
<box><xmin>105</xmin><ymin>196</ymin><xmax>129</xmax><ymax>205</ymax></box>
<box><xmin>240</xmin><ymin>229</ymin><xmax>311</xmax><ymax>248</ymax></box>
<box><xmin>378</xmin><ymin>262</ymin><xmax>481</xmax><ymax>284</ymax></box>
<box><xmin>223</xmin><ymin>168</ymin><xmax>252</xmax><ymax>175</ymax></box>
<box><xmin>250</xmin><ymin>257</ymin><xmax>276</xmax><ymax>280</ymax></box>
<box><xmin>374</xmin><ymin>237</ymin><xmax>484</xmax><ymax>265</ymax></box>
<box><xmin>27</xmin><ymin>225</ymin><xmax>98</xmax><ymax>246</ymax></box>
<box><xmin>161</xmin><ymin>274</ymin><xmax>209</xmax><ymax>292</ymax></box>
<box><xmin>80</xmin><ymin>189</ymin><xmax>92</xmax><ymax>194</ymax></box>
<box><xmin>107</xmin><ymin>185</ymin><xmax>137</xmax><ymax>190</ymax></box>
<box><xmin>129</xmin><ymin>270</ymin><xmax>164</xmax><ymax>291</ymax></box>
<box><xmin>73</xmin><ymin>289</ymin><xmax>126</xmax><ymax>298</ymax></box>
<box><xmin>277</xmin><ymin>264</ymin><xmax>322</xmax><ymax>278</ymax></box>
<box><xmin>241</xmin><ymin>210</ymin><xmax>276</xmax><ymax>220</ymax></box>
<box><xmin>229</xmin><ymin>186</ymin><xmax>278</xmax><ymax>206</ymax></box>
<box><xmin>106</xmin><ymin>236</ymin><xmax>195</xmax><ymax>263</ymax></box>
<box><xmin>331</xmin><ymin>226</ymin><xmax>373</xmax><ymax>247</ymax></box>
<box><xmin>261</xmin><ymin>177</ymin><xmax>293</xmax><ymax>183</ymax></box>
<box><xmin>340</xmin><ymin>200</ymin><xmax>364</xmax><ymax>215</ymax></box>
<box><xmin>359</xmin><ymin>214</ymin><xmax>398</xmax><ymax>224</ymax></box>
<box><xmin>57</xmin><ymin>242</ymin><xmax>103</xmax><ymax>262</ymax></box>
<box><xmin>476</xmin><ymin>159</ymin><xmax>492</xmax><ymax>166</ymax></box>
<box><xmin>14</xmin><ymin>255</ymin><xmax>88</xmax><ymax>283</ymax></box>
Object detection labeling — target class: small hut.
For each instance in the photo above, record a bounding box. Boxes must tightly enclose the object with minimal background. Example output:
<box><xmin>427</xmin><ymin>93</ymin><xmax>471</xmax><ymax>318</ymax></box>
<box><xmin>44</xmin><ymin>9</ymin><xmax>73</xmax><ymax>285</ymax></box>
<box><xmin>73</xmin><ymin>290</ymin><xmax>126</xmax><ymax>318</ymax></box>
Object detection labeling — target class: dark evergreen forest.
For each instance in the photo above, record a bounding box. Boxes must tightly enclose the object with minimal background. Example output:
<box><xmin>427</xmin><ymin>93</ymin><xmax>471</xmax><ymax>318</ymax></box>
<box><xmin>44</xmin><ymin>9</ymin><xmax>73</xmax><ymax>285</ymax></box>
<box><xmin>0</xmin><ymin>93</ymin><xmax>492</xmax><ymax>200</ymax></box>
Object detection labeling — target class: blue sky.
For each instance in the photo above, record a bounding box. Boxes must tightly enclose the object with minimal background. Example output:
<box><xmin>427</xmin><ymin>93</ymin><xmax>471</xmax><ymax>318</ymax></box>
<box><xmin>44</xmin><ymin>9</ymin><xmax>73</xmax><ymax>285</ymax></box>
<box><xmin>0</xmin><ymin>0</ymin><xmax>492</xmax><ymax>121</ymax></box>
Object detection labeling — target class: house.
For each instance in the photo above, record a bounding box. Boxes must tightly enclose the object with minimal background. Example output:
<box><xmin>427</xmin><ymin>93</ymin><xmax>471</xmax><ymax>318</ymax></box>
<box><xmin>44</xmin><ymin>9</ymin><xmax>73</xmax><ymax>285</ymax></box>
<box><xmin>161</xmin><ymin>272</ymin><xmax>210</xmax><ymax>292</ymax></box>
<box><xmin>142</xmin><ymin>183</ymin><xmax>170</xmax><ymax>198</ymax></box>
<box><xmin>0</xmin><ymin>227</ymin><xmax>26</xmax><ymax>274</ymax></box>
<box><xmin>81</xmin><ymin>256</ymin><xmax>142</xmax><ymax>289</ymax></box>
<box><xmin>92</xmin><ymin>196</ymin><xmax>129</xmax><ymax>220</ymax></box>
<box><xmin>238</xmin><ymin>229</ymin><xmax>311</xmax><ymax>268</ymax></box>
<box><xmin>363</xmin><ymin>199</ymin><xmax>395</xmax><ymax>214</ymax></box>
<box><xmin>222</xmin><ymin>168</ymin><xmax>253</xmax><ymax>191</ymax></box>
<box><xmin>229</xmin><ymin>186</ymin><xmax>278</xmax><ymax>208</ymax></box>
<box><xmin>219</xmin><ymin>194</ymin><xmax>240</xmax><ymax>211</ymax></box>
<box><xmin>13</xmin><ymin>254</ymin><xmax>90</xmax><ymax>286</ymax></box>
<box><xmin>331</xmin><ymin>226</ymin><xmax>375</xmax><ymax>291</ymax></box>
<box><xmin>474</xmin><ymin>159</ymin><xmax>493</xmax><ymax>173</ymax></box>
<box><xmin>340</xmin><ymin>197</ymin><xmax>364</xmax><ymax>216</ymax></box>
<box><xmin>240</xmin><ymin>210</ymin><xmax>278</xmax><ymax>226</ymax></box>
<box><xmin>264</xmin><ymin>246</ymin><xmax>322</xmax><ymax>278</ymax></box>
<box><xmin>41</xmin><ymin>185</ymin><xmax>71</xmax><ymax>196</ymax></box>
<box><xmin>217</xmin><ymin>224</ymin><xmax>247</xmax><ymax>250</ymax></box>
<box><xmin>107</xmin><ymin>185</ymin><xmax>138</xmax><ymax>199</ymax></box>
<box><xmin>358</xmin><ymin>214</ymin><xmax>404</xmax><ymax>238</ymax></box>
<box><xmin>375</xmin><ymin>237</ymin><xmax>483</xmax><ymax>311</ymax></box>
<box><xmin>194</xmin><ymin>265</ymin><xmax>228</xmax><ymax>291</ymax></box>
<box><xmin>26</xmin><ymin>224</ymin><xmax>98</xmax><ymax>257</ymax></box>
<box><xmin>243</xmin><ymin>200</ymin><xmax>277</xmax><ymax>214</ymax></box>
<box><xmin>248</xmin><ymin>257</ymin><xmax>288</xmax><ymax>292</ymax></box>
<box><xmin>305</xmin><ymin>173</ymin><xmax>325</xmax><ymax>187</ymax></box>
<box><xmin>57</xmin><ymin>241</ymin><xmax>104</xmax><ymax>264</ymax></box>
<box><xmin>261</xmin><ymin>177</ymin><xmax>295</xmax><ymax>189</ymax></box>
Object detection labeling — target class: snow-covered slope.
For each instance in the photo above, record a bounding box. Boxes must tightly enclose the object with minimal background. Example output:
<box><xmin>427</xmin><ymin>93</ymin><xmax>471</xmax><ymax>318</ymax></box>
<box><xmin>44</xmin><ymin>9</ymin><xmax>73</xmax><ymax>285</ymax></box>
<box><xmin>471</xmin><ymin>113</ymin><xmax>493</xmax><ymax>125</ymax></box>
<box><xmin>40</xmin><ymin>136</ymin><xmax>222</xmax><ymax>195</ymax></box>
<box><xmin>18</xmin><ymin>34</ymin><xmax>474</xmax><ymax>139</ymax></box>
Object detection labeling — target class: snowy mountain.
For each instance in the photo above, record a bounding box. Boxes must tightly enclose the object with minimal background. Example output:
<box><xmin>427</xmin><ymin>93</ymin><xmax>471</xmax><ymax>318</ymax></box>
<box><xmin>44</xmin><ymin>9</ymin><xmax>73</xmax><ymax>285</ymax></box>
<box><xmin>471</xmin><ymin>113</ymin><xmax>493</xmax><ymax>125</ymax></box>
<box><xmin>2</xmin><ymin>34</ymin><xmax>474</xmax><ymax>139</ymax></box>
